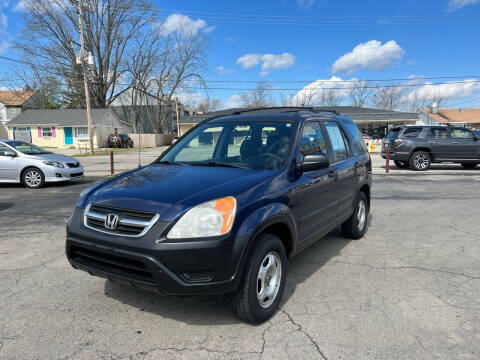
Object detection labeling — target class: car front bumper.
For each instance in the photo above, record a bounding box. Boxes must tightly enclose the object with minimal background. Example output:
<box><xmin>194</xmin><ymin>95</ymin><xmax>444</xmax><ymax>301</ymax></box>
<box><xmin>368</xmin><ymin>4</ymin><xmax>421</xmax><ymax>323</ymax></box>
<box><xmin>66</xmin><ymin>208</ymin><xmax>247</xmax><ymax>296</ymax></box>
<box><xmin>44</xmin><ymin>165</ymin><xmax>84</xmax><ymax>182</ymax></box>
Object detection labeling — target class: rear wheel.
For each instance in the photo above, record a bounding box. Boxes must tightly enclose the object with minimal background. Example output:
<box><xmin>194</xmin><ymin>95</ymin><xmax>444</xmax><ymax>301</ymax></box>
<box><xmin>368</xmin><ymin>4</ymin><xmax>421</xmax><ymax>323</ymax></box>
<box><xmin>342</xmin><ymin>192</ymin><xmax>369</xmax><ymax>240</ymax></box>
<box><xmin>461</xmin><ymin>162</ymin><xmax>478</xmax><ymax>169</ymax></box>
<box><xmin>22</xmin><ymin>167</ymin><xmax>45</xmax><ymax>189</ymax></box>
<box><xmin>409</xmin><ymin>151</ymin><xmax>431</xmax><ymax>171</ymax></box>
<box><xmin>394</xmin><ymin>160</ymin><xmax>409</xmax><ymax>169</ymax></box>
<box><xmin>228</xmin><ymin>234</ymin><xmax>286</xmax><ymax>324</ymax></box>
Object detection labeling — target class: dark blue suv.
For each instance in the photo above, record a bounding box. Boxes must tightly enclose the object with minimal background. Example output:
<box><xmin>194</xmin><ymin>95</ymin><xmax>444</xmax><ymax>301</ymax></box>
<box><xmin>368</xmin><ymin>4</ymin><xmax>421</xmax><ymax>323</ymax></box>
<box><xmin>66</xmin><ymin>108</ymin><xmax>372</xmax><ymax>323</ymax></box>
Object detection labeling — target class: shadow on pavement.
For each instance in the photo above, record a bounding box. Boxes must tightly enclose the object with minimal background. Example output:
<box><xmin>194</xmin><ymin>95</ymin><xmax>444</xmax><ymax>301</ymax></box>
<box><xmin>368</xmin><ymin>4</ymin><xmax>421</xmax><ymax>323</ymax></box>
<box><xmin>103</xmin><ymin>219</ymin><xmax>367</xmax><ymax>325</ymax></box>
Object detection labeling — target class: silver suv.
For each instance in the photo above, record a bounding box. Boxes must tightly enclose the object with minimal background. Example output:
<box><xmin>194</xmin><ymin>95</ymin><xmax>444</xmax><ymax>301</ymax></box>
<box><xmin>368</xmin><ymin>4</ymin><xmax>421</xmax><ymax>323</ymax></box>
<box><xmin>0</xmin><ymin>140</ymin><xmax>84</xmax><ymax>188</ymax></box>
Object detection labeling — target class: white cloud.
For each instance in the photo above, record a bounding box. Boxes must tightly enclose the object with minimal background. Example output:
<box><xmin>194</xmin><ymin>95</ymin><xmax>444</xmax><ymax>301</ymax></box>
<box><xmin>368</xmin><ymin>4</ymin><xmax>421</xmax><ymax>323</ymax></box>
<box><xmin>331</xmin><ymin>40</ymin><xmax>405</xmax><ymax>75</ymax></box>
<box><xmin>175</xmin><ymin>91</ymin><xmax>208</xmax><ymax>107</ymax></box>
<box><xmin>448</xmin><ymin>0</ymin><xmax>479</xmax><ymax>11</ymax></box>
<box><xmin>216</xmin><ymin>65</ymin><xmax>236</xmax><ymax>75</ymax></box>
<box><xmin>0</xmin><ymin>13</ymin><xmax>7</xmax><ymax>29</ymax></box>
<box><xmin>403</xmin><ymin>79</ymin><xmax>480</xmax><ymax>102</ymax></box>
<box><xmin>297</xmin><ymin>0</ymin><xmax>316</xmax><ymax>8</ymax></box>
<box><xmin>225</xmin><ymin>37</ymin><xmax>236</xmax><ymax>43</ymax></box>
<box><xmin>159</xmin><ymin>14</ymin><xmax>212</xmax><ymax>36</ymax></box>
<box><xmin>236</xmin><ymin>52</ymin><xmax>296</xmax><ymax>76</ymax></box>
<box><xmin>0</xmin><ymin>39</ymin><xmax>9</xmax><ymax>54</ymax></box>
<box><xmin>224</xmin><ymin>94</ymin><xmax>244</xmax><ymax>109</ymax></box>
<box><xmin>292</xmin><ymin>76</ymin><xmax>356</xmax><ymax>105</ymax></box>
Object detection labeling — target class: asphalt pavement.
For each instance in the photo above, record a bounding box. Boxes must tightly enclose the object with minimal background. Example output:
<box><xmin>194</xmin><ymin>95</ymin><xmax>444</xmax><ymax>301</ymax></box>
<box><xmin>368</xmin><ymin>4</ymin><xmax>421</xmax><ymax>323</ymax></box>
<box><xmin>1</xmin><ymin>162</ymin><xmax>480</xmax><ymax>359</ymax></box>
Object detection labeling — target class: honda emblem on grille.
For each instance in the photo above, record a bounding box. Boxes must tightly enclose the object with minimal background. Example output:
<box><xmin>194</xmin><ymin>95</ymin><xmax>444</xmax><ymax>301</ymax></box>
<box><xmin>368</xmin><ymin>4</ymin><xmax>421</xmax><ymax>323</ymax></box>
<box><xmin>105</xmin><ymin>214</ymin><xmax>119</xmax><ymax>230</ymax></box>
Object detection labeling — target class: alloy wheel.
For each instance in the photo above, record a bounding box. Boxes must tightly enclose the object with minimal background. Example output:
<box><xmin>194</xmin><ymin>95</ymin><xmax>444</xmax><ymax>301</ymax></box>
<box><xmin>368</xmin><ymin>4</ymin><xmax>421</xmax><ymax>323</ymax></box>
<box><xmin>413</xmin><ymin>154</ymin><xmax>429</xmax><ymax>169</ymax></box>
<box><xmin>357</xmin><ymin>200</ymin><xmax>366</xmax><ymax>231</ymax></box>
<box><xmin>257</xmin><ymin>251</ymin><xmax>282</xmax><ymax>308</ymax></box>
<box><xmin>24</xmin><ymin>170</ymin><xmax>42</xmax><ymax>187</ymax></box>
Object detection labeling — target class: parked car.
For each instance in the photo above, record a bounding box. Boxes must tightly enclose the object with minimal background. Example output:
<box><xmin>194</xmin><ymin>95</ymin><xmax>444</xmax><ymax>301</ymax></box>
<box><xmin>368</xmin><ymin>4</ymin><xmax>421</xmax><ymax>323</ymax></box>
<box><xmin>66</xmin><ymin>108</ymin><xmax>372</xmax><ymax>324</ymax></box>
<box><xmin>0</xmin><ymin>140</ymin><xmax>84</xmax><ymax>188</ymax></box>
<box><xmin>381</xmin><ymin>125</ymin><xmax>480</xmax><ymax>170</ymax></box>
<box><xmin>107</xmin><ymin>134</ymin><xmax>134</xmax><ymax>148</ymax></box>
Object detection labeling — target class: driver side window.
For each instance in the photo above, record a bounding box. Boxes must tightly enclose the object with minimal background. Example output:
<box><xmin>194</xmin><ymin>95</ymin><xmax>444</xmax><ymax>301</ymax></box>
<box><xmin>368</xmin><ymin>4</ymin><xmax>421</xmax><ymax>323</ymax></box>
<box><xmin>298</xmin><ymin>122</ymin><xmax>328</xmax><ymax>162</ymax></box>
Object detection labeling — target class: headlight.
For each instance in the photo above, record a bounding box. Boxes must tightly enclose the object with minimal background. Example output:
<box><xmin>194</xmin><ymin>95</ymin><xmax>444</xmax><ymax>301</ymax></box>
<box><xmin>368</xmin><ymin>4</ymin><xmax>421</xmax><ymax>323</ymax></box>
<box><xmin>167</xmin><ymin>196</ymin><xmax>237</xmax><ymax>239</ymax></box>
<box><xmin>43</xmin><ymin>161</ymin><xmax>65</xmax><ymax>168</ymax></box>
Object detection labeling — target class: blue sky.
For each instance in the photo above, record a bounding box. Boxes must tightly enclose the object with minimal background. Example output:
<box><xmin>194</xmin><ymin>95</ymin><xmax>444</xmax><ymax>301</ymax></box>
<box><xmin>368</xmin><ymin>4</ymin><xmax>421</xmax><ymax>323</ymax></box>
<box><xmin>1</xmin><ymin>0</ymin><xmax>480</xmax><ymax>109</ymax></box>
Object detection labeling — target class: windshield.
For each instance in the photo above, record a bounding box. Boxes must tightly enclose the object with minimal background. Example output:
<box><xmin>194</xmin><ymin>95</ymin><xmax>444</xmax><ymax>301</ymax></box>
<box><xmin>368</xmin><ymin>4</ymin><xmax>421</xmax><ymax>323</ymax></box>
<box><xmin>9</xmin><ymin>141</ymin><xmax>51</xmax><ymax>155</ymax></box>
<box><xmin>160</xmin><ymin>120</ymin><xmax>294</xmax><ymax>170</ymax></box>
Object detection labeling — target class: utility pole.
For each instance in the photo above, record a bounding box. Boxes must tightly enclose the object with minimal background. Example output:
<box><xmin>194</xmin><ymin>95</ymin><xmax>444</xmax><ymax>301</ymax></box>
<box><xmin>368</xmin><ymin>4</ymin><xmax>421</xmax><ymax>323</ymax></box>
<box><xmin>75</xmin><ymin>0</ymin><xmax>94</xmax><ymax>155</ymax></box>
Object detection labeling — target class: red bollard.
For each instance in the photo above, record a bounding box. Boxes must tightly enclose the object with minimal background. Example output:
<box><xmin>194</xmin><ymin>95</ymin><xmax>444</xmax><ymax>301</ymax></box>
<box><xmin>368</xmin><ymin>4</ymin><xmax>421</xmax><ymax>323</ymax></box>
<box><xmin>386</xmin><ymin>147</ymin><xmax>390</xmax><ymax>173</ymax></box>
<box><xmin>110</xmin><ymin>150</ymin><xmax>114</xmax><ymax>175</ymax></box>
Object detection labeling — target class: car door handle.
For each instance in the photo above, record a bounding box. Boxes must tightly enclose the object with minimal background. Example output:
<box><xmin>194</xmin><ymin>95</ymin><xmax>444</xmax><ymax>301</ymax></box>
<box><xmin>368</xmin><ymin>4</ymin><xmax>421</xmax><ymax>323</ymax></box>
<box><xmin>428</xmin><ymin>141</ymin><xmax>436</xmax><ymax>145</ymax></box>
<box><xmin>452</xmin><ymin>142</ymin><xmax>460</xmax><ymax>144</ymax></box>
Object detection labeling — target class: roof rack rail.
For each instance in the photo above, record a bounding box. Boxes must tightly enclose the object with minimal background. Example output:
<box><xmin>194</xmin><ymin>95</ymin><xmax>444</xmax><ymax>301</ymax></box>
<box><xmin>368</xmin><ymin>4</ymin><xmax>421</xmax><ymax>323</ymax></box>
<box><xmin>230</xmin><ymin>107</ymin><xmax>340</xmax><ymax>116</ymax></box>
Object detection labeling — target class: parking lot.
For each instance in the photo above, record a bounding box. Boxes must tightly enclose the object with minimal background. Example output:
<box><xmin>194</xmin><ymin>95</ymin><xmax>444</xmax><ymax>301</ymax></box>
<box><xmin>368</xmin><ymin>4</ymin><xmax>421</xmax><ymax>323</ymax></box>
<box><xmin>1</xmin><ymin>159</ymin><xmax>480</xmax><ymax>359</ymax></box>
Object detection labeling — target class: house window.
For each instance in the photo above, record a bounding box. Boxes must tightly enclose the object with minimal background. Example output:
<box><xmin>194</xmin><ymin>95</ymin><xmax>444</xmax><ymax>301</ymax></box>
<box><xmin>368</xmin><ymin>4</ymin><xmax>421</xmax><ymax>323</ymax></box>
<box><xmin>42</xmin><ymin>127</ymin><xmax>53</xmax><ymax>137</ymax></box>
<box><xmin>75</xmin><ymin>127</ymin><xmax>89</xmax><ymax>139</ymax></box>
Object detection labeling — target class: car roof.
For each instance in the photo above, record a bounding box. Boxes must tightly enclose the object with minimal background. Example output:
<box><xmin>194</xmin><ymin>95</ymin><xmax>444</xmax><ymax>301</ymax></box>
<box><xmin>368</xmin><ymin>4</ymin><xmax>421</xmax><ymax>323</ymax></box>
<box><xmin>206</xmin><ymin>107</ymin><xmax>345</xmax><ymax>125</ymax></box>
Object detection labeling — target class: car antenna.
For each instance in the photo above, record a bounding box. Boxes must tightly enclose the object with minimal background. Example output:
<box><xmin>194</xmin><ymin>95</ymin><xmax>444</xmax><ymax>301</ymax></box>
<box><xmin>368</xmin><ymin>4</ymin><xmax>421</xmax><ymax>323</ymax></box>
<box><xmin>138</xmin><ymin>128</ymin><xmax>141</xmax><ymax>168</ymax></box>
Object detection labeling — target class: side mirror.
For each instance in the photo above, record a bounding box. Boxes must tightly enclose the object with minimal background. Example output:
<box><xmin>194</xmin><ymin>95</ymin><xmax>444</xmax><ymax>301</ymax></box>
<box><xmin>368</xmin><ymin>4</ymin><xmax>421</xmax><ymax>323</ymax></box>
<box><xmin>297</xmin><ymin>154</ymin><xmax>329</xmax><ymax>173</ymax></box>
<box><xmin>3</xmin><ymin>150</ymin><xmax>16</xmax><ymax>157</ymax></box>
<box><xmin>473</xmin><ymin>135</ymin><xmax>479</xmax><ymax>141</ymax></box>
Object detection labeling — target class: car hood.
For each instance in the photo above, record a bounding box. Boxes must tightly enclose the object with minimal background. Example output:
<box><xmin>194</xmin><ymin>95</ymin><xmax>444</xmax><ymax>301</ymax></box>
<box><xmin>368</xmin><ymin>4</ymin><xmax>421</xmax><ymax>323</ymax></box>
<box><xmin>26</xmin><ymin>153</ymin><xmax>79</xmax><ymax>164</ymax></box>
<box><xmin>87</xmin><ymin>163</ymin><xmax>275</xmax><ymax>221</ymax></box>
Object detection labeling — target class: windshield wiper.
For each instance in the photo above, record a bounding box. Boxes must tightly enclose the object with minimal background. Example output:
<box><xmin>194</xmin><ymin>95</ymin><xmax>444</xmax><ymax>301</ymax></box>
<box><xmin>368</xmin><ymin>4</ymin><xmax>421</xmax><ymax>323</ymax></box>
<box><xmin>190</xmin><ymin>161</ymin><xmax>247</xmax><ymax>169</ymax></box>
<box><xmin>156</xmin><ymin>160</ymin><xmax>185</xmax><ymax>165</ymax></box>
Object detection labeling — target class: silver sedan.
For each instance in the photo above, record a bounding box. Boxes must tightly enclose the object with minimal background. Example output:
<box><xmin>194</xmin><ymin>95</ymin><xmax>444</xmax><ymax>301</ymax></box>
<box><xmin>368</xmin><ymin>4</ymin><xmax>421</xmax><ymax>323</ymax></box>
<box><xmin>0</xmin><ymin>140</ymin><xmax>84</xmax><ymax>188</ymax></box>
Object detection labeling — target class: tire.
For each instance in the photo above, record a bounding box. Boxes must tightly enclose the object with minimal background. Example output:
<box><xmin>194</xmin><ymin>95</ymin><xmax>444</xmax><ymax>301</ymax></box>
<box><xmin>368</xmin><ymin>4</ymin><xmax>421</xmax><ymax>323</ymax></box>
<box><xmin>341</xmin><ymin>191</ymin><xmax>369</xmax><ymax>240</ymax></box>
<box><xmin>22</xmin><ymin>167</ymin><xmax>45</xmax><ymax>189</ymax></box>
<box><xmin>409</xmin><ymin>151</ymin><xmax>431</xmax><ymax>171</ymax></box>
<box><xmin>228</xmin><ymin>234</ymin><xmax>287</xmax><ymax>324</ymax></box>
<box><xmin>461</xmin><ymin>162</ymin><xmax>478</xmax><ymax>169</ymax></box>
<box><xmin>394</xmin><ymin>160</ymin><xmax>409</xmax><ymax>169</ymax></box>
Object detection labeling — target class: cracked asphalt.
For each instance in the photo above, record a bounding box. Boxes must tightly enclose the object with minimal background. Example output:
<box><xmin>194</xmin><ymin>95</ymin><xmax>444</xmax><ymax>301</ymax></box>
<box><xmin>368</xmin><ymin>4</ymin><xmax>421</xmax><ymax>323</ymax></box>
<box><xmin>1</xmin><ymin>161</ymin><xmax>480</xmax><ymax>359</ymax></box>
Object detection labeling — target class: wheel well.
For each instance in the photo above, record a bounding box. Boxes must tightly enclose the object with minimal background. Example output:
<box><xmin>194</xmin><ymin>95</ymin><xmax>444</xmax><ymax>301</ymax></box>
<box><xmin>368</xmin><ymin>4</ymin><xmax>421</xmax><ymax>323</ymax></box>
<box><xmin>359</xmin><ymin>185</ymin><xmax>370</xmax><ymax>208</ymax></box>
<box><xmin>260</xmin><ymin>222</ymin><xmax>294</xmax><ymax>257</ymax></box>
<box><xmin>412</xmin><ymin>147</ymin><xmax>432</xmax><ymax>156</ymax></box>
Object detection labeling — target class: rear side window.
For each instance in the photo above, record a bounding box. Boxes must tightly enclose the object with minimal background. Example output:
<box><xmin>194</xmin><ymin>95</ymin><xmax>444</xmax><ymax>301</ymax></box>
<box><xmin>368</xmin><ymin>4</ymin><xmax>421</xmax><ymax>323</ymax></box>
<box><xmin>325</xmin><ymin>122</ymin><xmax>350</xmax><ymax>163</ymax></box>
<box><xmin>428</xmin><ymin>128</ymin><xmax>449</xmax><ymax>139</ymax></box>
<box><xmin>343</xmin><ymin>121</ymin><xmax>368</xmax><ymax>155</ymax></box>
<box><xmin>402</xmin><ymin>127</ymin><xmax>423</xmax><ymax>138</ymax></box>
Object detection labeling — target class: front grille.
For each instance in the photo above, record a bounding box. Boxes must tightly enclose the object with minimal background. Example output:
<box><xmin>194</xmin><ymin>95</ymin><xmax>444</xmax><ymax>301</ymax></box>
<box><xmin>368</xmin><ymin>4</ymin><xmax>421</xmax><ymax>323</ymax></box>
<box><xmin>67</xmin><ymin>162</ymin><xmax>80</xmax><ymax>168</ymax></box>
<box><xmin>70</xmin><ymin>246</ymin><xmax>154</xmax><ymax>282</ymax></box>
<box><xmin>71</xmin><ymin>172</ymin><xmax>84</xmax><ymax>177</ymax></box>
<box><xmin>84</xmin><ymin>204</ymin><xmax>159</xmax><ymax>237</ymax></box>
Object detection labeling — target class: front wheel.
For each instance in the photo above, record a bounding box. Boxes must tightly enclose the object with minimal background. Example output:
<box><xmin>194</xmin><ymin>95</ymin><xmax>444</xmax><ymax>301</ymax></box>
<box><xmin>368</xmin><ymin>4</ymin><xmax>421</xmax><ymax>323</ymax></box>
<box><xmin>342</xmin><ymin>192</ymin><xmax>369</xmax><ymax>240</ymax></box>
<box><xmin>461</xmin><ymin>162</ymin><xmax>478</xmax><ymax>169</ymax></box>
<box><xmin>228</xmin><ymin>234</ymin><xmax>286</xmax><ymax>324</ymax></box>
<box><xmin>409</xmin><ymin>151</ymin><xmax>431</xmax><ymax>171</ymax></box>
<box><xmin>22</xmin><ymin>167</ymin><xmax>45</xmax><ymax>189</ymax></box>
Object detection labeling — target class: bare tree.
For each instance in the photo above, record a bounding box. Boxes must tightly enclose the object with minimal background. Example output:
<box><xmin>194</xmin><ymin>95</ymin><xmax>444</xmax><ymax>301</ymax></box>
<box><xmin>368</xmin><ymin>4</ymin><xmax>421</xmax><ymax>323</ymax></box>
<box><xmin>292</xmin><ymin>88</ymin><xmax>317</xmax><ymax>107</ymax></box>
<box><xmin>348</xmin><ymin>80</ymin><xmax>373</xmax><ymax>108</ymax></box>
<box><xmin>146</xmin><ymin>25</ymin><xmax>208</xmax><ymax>133</ymax></box>
<box><xmin>15</xmin><ymin>0</ymin><xmax>157</xmax><ymax>108</ymax></box>
<box><xmin>240</xmin><ymin>81</ymin><xmax>276</xmax><ymax>108</ymax></box>
<box><xmin>197</xmin><ymin>98</ymin><xmax>222</xmax><ymax>113</ymax></box>
<box><xmin>403</xmin><ymin>89</ymin><xmax>448</xmax><ymax>112</ymax></box>
<box><xmin>318</xmin><ymin>89</ymin><xmax>343</xmax><ymax>107</ymax></box>
<box><xmin>371</xmin><ymin>84</ymin><xmax>403</xmax><ymax>111</ymax></box>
